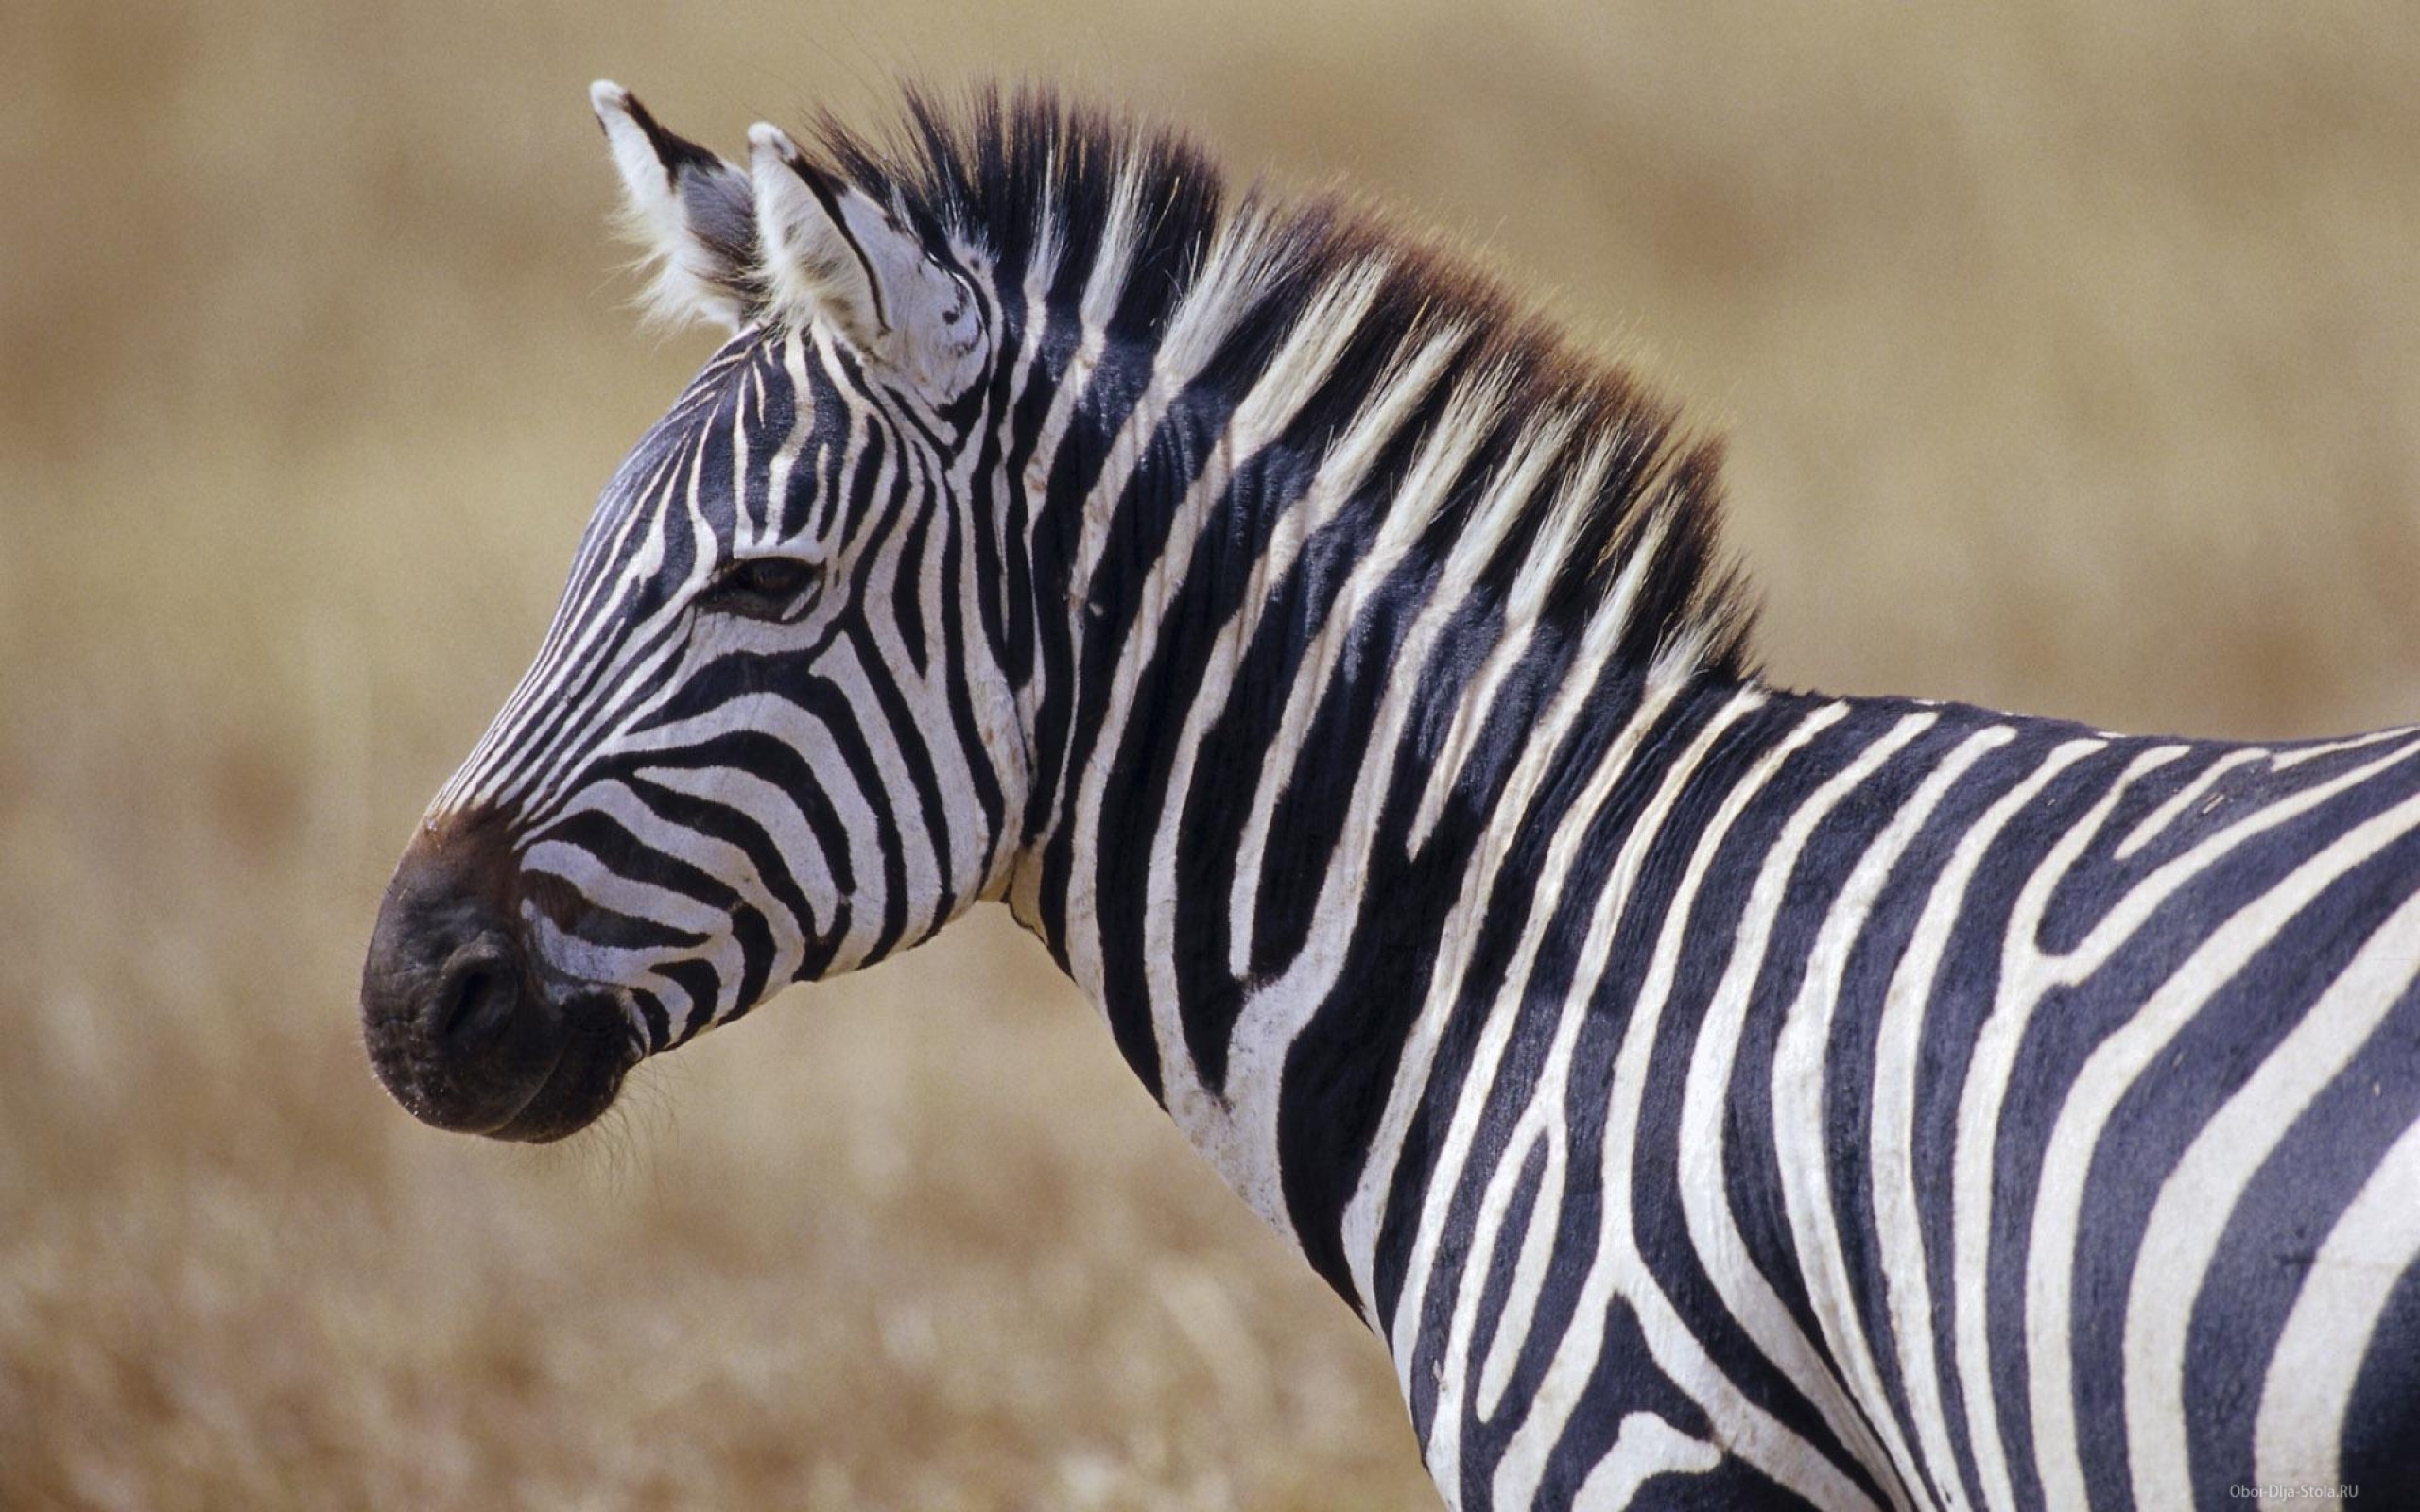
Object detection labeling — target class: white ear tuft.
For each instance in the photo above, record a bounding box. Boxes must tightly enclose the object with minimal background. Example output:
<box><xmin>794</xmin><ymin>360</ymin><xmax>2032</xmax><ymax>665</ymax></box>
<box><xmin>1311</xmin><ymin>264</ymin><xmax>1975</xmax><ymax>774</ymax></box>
<box><xmin>746</xmin><ymin>123</ymin><xmax>986</xmax><ymax>393</ymax></box>
<box><xmin>590</xmin><ymin>81</ymin><xmax>758</xmax><ymax>331</ymax></box>
<box><xmin>745</xmin><ymin>124</ymin><xmax>883</xmax><ymax>348</ymax></box>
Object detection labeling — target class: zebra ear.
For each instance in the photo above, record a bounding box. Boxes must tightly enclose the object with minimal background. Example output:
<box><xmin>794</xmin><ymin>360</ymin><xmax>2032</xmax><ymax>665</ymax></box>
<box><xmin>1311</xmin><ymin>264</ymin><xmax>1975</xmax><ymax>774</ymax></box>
<box><xmin>590</xmin><ymin>81</ymin><xmax>758</xmax><ymax>331</ymax></box>
<box><xmin>746</xmin><ymin>123</ymin><xmax>984</xmax><ymax>393</ymax></box>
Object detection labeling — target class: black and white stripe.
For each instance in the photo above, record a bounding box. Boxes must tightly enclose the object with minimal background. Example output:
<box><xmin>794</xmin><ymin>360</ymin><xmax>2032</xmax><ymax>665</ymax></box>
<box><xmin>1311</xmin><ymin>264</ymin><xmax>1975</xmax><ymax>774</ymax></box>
<box><xmin>404</xmin><ymin>80</ymin><xmax>2420</xmax><ymax>1509</ymax></box>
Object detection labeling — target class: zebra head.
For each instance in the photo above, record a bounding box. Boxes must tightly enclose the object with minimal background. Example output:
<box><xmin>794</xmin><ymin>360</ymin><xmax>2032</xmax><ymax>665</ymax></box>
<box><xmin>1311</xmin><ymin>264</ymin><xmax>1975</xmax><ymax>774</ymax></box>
<box><xmin>361</xmin><ymin>85</ymin><xmax>1014</xmax><ymax>1141</ymax></box>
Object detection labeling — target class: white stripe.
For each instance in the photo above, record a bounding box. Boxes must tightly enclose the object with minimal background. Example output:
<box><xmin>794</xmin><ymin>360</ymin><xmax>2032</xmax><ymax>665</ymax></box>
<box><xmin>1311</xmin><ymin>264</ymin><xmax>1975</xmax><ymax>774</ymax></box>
<box><xmin>1338</xmin><ymin>578</ymin><xmax>1674</xmax><ymax>1321</ymax></box>
<box><xmin>1415</xmin><ymin>675</ymin><xmax>1741</xmax><ymax>1495</ymax></box>
<box><xmin>1221</xmin><ymin>322</ymin><xmax>1468</xmax><ymax>974</ymax></box>
<box><xmin>2254</xmin><ymin>1113</ymin><xmax>2420</xmax><ymax>1485</ymax></box>
<box><xmin>2110</xmin><ymin>747</ymin><xmax>2267</xmax><ymax>862</ymax></box>
<box><xmin>1866</xmin><ymin>730</ymin><xmax>2074</xmax><ymax>1512</ymax></box>
<box><xmin>1495</xmin><ymin>691</ymin><xmax>1882</xmax><ymax>1512</ymax></box>
<box><xmin>1403</xmin><ymin>426</ymin><xmax>1604</xmax><ymax>853</ymax></box>
<box><xmin>1673</xmin><ymin>705</ymin><xmax>1916</xmax><ymax>1510</ymax></box>
<box><xmin>2125</xmin><ymin>883</ymin><xmax>2420</xmax><ymax>1505</ymax></box>
<box><xmin>2028</xmin><ymin>783</ymin><xmax>2420</xmax><ymax>1510</ymax></box>
<box><xmin>1774</xmin><ymin>722</ymin><xmax>2008</xmax><ymax>1507</ymax></box>
<box><xmin>1945</xmin><ymin>739</ymin><xmax>2157</xmax><ymax>1512</ymax></box>
<box><xmin>2010</xmin><ymin>733</ymin><xmax>2420</xmax><ymax>1510</ymax></box>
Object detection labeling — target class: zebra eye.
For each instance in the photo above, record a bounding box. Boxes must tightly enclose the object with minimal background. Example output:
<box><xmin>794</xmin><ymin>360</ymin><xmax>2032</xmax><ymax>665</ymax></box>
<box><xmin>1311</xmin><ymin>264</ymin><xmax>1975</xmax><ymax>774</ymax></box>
<box><xmin>700</xmin><ymin>555</ymin><xmax>819</xmax><ymax>620</ymax></box>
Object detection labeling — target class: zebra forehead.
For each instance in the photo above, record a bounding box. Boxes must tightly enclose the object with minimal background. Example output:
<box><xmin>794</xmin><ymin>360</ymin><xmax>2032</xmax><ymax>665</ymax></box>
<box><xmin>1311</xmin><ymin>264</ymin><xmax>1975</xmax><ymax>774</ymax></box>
<box><xmin>569</xmin><ymin>331</ymin><xmax>838</xmax><ymax>561</ymax></box>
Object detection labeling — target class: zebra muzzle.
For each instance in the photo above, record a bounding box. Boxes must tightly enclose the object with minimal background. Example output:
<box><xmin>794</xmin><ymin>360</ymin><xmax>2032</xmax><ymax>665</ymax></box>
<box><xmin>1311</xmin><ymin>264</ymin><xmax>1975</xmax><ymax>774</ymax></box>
<box><xmin>360</xmin><ymin>813</ymin><xmax>632</xmax><ymax>1143</ymax></box>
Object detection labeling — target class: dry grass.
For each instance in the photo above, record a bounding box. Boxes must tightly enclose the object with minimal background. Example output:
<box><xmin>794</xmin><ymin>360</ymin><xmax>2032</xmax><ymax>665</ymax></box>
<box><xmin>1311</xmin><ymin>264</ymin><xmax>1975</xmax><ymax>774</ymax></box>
<box><xmin>3</xmin><ymin>2</ymin><xmax>2415</xmax><ymax>1507</ymax></box>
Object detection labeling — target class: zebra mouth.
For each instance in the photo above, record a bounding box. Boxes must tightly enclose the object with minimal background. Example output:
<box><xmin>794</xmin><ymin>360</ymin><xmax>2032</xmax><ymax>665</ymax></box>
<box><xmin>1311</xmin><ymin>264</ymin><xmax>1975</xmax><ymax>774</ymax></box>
<box><xmin>481</xmin><ymin>988</ymin><xmax>640</xmax><ymax>1143</ymax></box>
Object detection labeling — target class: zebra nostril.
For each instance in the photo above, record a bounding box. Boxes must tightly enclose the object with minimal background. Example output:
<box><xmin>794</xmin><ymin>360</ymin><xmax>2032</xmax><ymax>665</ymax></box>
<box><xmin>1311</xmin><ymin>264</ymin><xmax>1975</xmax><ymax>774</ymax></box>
<box><xmin>431</xmin><ymin>941</ymin><xmax>519</xmax><ymax>1052</ymax></box>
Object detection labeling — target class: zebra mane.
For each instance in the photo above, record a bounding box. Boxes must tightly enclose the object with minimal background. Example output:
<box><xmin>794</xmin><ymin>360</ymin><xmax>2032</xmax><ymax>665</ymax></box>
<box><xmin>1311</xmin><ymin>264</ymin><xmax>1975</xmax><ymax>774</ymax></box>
<box><xmin>810</xmin><ymin>83</ymin><xmax>1757</xmax><ymax>678</ymax></box>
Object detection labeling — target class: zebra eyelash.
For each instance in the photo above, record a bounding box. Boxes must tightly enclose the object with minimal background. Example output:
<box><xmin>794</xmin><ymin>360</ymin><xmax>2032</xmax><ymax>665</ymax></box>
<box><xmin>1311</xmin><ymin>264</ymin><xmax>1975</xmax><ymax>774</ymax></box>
<box><xmin>694</xmin><ymin>554</ymin><xmax>822</xmax><ymax>623</ymax></box>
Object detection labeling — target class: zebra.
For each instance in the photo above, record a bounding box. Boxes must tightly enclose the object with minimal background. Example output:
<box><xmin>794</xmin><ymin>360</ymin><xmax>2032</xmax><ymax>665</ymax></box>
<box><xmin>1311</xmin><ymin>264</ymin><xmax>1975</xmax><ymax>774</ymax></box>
<box><xmin>358</xmin><ymin>80</ymin><xmax>2420</xmax><ymax>1509</ymax></box>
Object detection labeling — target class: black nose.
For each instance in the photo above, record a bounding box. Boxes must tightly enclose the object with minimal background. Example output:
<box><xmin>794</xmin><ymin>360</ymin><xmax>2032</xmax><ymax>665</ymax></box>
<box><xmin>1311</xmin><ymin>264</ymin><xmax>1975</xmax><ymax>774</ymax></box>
<box><xmin>362</xmin><ymin>812</ymin><xmax>627</xmax><ymax>1141</ymax></box>
<box><xmin>432</xmin><ymin>936</ymin><xmax>520</xmax><ymax>1053</ymax></box>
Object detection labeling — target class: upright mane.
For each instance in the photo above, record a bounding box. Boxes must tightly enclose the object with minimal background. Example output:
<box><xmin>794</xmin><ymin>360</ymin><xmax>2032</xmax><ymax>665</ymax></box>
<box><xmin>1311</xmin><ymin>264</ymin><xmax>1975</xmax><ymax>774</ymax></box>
<box><xmin>810</xmin><ymin>82</ymin><xmax>1757</xmax><ymax>679</ymax></box>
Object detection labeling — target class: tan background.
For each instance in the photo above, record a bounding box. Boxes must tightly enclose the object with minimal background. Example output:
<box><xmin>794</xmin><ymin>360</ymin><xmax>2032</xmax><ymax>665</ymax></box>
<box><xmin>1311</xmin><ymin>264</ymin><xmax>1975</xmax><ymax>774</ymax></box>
<box><xmin>4</xmin><ymin>3</ymin><xmax>2415</xmax><ymax>1507</ymax></box>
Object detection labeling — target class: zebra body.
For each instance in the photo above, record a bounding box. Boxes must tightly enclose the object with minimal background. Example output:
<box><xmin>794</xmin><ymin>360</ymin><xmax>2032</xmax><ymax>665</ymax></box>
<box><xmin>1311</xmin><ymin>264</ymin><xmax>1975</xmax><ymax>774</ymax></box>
<box><xmin>360</xmin><ymin>82</ymin><xmax>2420</xmax><ymax>1508</ymax></box>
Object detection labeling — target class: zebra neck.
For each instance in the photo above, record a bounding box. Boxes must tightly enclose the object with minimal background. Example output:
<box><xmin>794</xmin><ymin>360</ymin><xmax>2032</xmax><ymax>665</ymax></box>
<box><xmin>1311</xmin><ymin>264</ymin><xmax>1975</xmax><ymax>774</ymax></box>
<box><xmin>1000</xmin><ymin>344</ymin><xmax>1797</xmax><ymax>1291</ymax></box>
<box><xmin>991</xmin><ymin>271</ymin><xmax>1756</xmax><ymax>1298</ymax></box>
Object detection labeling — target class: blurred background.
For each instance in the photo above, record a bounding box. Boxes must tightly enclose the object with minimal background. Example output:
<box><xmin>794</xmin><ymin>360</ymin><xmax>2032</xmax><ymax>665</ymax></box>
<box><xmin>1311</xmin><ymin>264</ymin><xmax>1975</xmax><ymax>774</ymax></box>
<box><xmin>3</xmin><ymin>2</ymin><xmax>2415</xmax><ymax>1507</ymax></box>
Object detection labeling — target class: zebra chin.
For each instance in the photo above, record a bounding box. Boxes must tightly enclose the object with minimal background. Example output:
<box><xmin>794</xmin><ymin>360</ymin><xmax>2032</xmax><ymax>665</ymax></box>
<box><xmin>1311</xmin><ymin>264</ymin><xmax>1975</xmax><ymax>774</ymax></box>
<box><xmin>360</xmin><ymin>809</ymin><xmax>642</xmax><ymax>1143</ymax></box>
